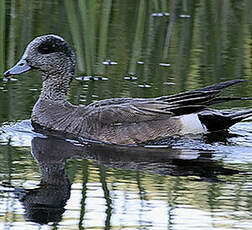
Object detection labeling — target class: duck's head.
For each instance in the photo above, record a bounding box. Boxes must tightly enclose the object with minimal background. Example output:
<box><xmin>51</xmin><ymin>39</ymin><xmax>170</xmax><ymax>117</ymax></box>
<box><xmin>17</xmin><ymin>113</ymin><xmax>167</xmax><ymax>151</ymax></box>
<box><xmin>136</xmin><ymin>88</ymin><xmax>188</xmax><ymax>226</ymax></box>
<box><xmin>4</xmin><ymin>35</ymin><xmax>75</xmax><ymax>78</ymax></box>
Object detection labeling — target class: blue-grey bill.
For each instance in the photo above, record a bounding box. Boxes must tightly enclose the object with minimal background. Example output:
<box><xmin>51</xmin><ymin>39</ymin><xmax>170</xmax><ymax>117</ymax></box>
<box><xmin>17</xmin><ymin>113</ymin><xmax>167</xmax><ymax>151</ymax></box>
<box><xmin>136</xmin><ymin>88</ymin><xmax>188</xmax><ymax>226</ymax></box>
<box><xmin>4</xmin><ymin>59</ymin><xmax>31</xmax><ymax>77</ymax></box>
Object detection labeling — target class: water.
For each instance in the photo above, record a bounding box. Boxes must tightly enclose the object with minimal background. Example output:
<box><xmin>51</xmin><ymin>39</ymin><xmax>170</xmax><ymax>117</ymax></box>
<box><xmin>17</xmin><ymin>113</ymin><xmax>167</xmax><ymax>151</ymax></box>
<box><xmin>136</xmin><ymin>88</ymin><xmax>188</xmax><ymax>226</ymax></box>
<box><xmin>0</xmin><ymin>0</ymin><xmax>252</xmax><ymax>229</ymax></box>
<box><xmin>0</xmin><ymin>121</ymin><xmax>252</xmax><ymax>229</ymax></box>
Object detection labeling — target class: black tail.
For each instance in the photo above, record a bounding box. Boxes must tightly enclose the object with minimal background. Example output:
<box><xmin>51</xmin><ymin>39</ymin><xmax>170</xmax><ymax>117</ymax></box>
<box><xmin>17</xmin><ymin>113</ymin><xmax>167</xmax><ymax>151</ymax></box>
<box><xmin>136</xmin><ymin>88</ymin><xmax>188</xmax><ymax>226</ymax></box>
<box><xmin>195</xmin><ymin>79</ymin><xmax>247</xmax><ymax>92</ymax></box>
<box><xmin>157</xmin><ymin>79</ymin><xmax>251</xmax><ymax>116</ymax></box>
<box><xmin>158</xmin><ymin>79</ymin><xmax>250</xmax><ymax>106</ymax></box>
<box><xmin>198</xmin><ymin>109</ymin><xmax>252</xmax><ymax>132</ymax></box>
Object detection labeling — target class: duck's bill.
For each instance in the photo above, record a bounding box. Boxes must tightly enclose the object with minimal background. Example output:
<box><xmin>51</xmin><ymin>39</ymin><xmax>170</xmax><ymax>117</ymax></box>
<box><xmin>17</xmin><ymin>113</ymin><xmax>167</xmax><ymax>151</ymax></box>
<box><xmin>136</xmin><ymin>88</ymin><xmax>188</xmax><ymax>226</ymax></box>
<box><xmin>4</xmin><ymin>58</ymin><xmax>31</xmax><ymax>77</ymax></box>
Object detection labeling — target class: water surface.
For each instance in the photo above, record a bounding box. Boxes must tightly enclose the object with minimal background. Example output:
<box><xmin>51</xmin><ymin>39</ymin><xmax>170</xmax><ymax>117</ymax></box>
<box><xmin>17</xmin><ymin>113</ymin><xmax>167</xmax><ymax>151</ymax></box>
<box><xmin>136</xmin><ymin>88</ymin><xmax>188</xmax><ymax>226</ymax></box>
<box><xmin>0</xmin><ymin>0</ymin><xmax>252</xmax><ymax>229</ymax></box>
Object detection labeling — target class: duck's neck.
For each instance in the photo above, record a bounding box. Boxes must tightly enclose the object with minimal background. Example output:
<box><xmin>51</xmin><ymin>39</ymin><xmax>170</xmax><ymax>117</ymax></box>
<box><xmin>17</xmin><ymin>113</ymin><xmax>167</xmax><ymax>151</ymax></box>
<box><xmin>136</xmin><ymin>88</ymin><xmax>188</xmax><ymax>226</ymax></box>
<box><xmin>39</xmin><ymin>70</ymin><xmax>74</xmax><ymax>102</ymax></box>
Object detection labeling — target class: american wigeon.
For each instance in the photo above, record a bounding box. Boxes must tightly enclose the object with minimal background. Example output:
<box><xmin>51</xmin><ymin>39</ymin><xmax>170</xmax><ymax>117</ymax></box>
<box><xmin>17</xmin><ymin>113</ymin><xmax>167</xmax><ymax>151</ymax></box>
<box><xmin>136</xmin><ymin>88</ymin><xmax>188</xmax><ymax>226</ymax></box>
<box><xmin>4</xmin><ymin>35</ymin><xmax>252</xmax><ymax>144</ymax></box>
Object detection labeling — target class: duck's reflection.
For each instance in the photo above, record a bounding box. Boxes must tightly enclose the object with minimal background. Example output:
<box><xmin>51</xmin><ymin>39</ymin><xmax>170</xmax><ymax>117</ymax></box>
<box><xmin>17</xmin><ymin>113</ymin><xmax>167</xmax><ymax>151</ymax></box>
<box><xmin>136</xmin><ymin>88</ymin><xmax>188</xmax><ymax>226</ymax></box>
<box><xmin>20</xmin><ymin>135</ymin><xmax>238</xmax><ymax>224</ymax></box>
<box><xmin>21</xmin><ymin>137</ymin><xmax>72</xmax><ymax>224</ymax></box>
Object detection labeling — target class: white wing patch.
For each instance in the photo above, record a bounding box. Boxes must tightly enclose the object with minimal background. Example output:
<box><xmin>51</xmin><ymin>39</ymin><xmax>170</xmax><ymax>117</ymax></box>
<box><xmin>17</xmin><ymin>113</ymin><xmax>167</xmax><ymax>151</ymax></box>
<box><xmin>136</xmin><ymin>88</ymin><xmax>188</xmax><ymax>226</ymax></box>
<box><xmin>179</xmin><ymin>114</ymin><xmax>207</xmax><ymax>134</ymax></box>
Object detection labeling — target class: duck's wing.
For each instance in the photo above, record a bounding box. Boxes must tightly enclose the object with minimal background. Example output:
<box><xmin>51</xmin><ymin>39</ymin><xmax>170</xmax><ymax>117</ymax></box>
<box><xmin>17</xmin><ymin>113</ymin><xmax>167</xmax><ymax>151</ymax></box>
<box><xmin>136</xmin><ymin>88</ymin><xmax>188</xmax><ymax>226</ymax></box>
<box><xmin>85</xmin><ymin>101</ymin><xmax>174</xmax><ymax>125</ymax></box>
<box><xmin>85</xmin><ymin>97</ymin><xmax>207</xmax><ymax>125</ymax></box>
<box><xmin>85</xmin><ymin>79</ymin><xmax>249</xmax><ymax>125</ymax></box>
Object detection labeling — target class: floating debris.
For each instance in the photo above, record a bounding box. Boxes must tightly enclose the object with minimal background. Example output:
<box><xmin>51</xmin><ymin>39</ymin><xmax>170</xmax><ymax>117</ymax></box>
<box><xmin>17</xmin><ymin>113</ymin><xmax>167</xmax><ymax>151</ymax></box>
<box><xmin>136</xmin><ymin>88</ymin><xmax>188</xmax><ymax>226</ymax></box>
<box><xmin>76</xmin><ymin>76</ymin><xmax>108</xmax><ymax>81</ymax></box>
<box><xmin>29</xmin><ymin>88</ymin><xmax>39</xmax><ymax>91</ymax></box>
<box><xmin>124</xmin><ymin>72</ymin><xmax>138</xmax><ymax>80</ymax></box>
<box><xmin>179</xmin><ymin>14</ymin><xmax>191</xmax><ymax>18</ymax></box>
<box><xmin>138</xmin><ymin>84</ymin><xmax>152</xmax><ymax>88</ymax></box>
<box><xmin>102</xmin><ymin>60</ymin><xmax>118</xmax><ymax>65</ymax></box>
<box><xmin>2</xmin><ymin>77</ymin><xmax>18</xmax><ymax>82</ymax></box>
<box><xmin>124</xmin><ymin>76</ymin><xmax>138</xmax><ymax>80</ymax></box>
<box><xmin>76</xmin><ymin>76</ymin><xmax>92</xmax><ymax>81</ymax></box>
<box><xmin>152</xmin><ymin>12</ymin><xmax>170</xmax><ymax>17</ymax></box>
<box><xmin>137</xmin><ymin>61</ymin><xmax>144</xmax><ymax>65</ymax></box>
<box><xmin>93</xmin><ymin>76</ymin><xmax>108</xmax><ymax>81</ymax></box>
<box><xmin>159</xmin><ymin>63</ymin><xmax>171</xmax><ymax>67</ymax></box>
<box><xmin>163</xmin><ymin>82</ymin><xmax>176</xmax><ymax>85</ymax></box>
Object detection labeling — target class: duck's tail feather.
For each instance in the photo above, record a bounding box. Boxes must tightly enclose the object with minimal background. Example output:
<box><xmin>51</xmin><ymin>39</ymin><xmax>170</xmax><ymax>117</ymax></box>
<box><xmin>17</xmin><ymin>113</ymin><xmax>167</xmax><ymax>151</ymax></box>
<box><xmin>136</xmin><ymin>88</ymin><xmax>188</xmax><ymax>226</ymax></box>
<box><xmin>158</xmin><ymin>79</ymin><xmax>248</xmax><ymax>106</ymax></box>
<box><xmin>198</xmin><ymin>109</ymin><xmax>252</xmax><ymax>132</ymax></box>
<box><xmin>195</xmin><ymin>79</ymin><xmax>247</xmax><ymax>92</ymax></box>
<box><xmin>205</xmin><ymin>97</ymin><xmax>252</xmax><ymax>106</ymax></box>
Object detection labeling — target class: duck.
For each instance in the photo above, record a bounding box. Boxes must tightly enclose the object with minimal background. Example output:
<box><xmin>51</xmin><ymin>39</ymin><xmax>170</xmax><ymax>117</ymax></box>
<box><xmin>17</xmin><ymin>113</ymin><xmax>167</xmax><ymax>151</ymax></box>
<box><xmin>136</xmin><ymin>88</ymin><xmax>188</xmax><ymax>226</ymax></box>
<box><xmin>4</xmin><ymin>34</ymin><xmax>252</xmax><ymax>145</ymax></box>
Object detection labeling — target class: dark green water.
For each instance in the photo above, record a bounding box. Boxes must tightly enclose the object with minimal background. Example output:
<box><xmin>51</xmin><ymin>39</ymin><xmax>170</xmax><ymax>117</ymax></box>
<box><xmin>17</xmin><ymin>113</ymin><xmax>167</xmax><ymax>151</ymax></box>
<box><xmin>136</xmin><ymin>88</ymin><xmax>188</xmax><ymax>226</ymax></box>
<box><xmin>0</xmin><ymin>0</ymin><xmax>252</xmax><ymax>229</ymax></box>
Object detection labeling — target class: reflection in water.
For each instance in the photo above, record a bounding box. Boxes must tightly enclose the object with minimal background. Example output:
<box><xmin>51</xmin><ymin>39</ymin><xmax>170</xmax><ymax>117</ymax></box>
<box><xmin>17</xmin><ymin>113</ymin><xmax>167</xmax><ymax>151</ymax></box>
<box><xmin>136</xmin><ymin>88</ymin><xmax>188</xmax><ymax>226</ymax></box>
<box><xmin>14</xmin><ymin>134</ymin><xmax>238</xmax><ymax>225</ymax></box>
<box><xmin>0</xmin><ymin>0</ymin><xmax>251</xmax><ymax>229</ymax></box>
<box><xmin>0</xmin><ymin>119</ymin><xmax>251</xmax><ymax>229</ymax></box>
<box><xmin>21</xmin><ymin>139</ymin><xmax>70</xmax><ymax>224</ymax></box>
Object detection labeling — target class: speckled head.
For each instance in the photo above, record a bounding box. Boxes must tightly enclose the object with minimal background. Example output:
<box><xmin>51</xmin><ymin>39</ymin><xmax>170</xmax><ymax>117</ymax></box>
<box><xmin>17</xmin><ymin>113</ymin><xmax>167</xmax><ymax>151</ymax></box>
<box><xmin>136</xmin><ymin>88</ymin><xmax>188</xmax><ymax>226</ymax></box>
<box><xmin>4</xmin><ymin>34</ymin><xmax>75</xmax><ymax>77</ymax></box>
